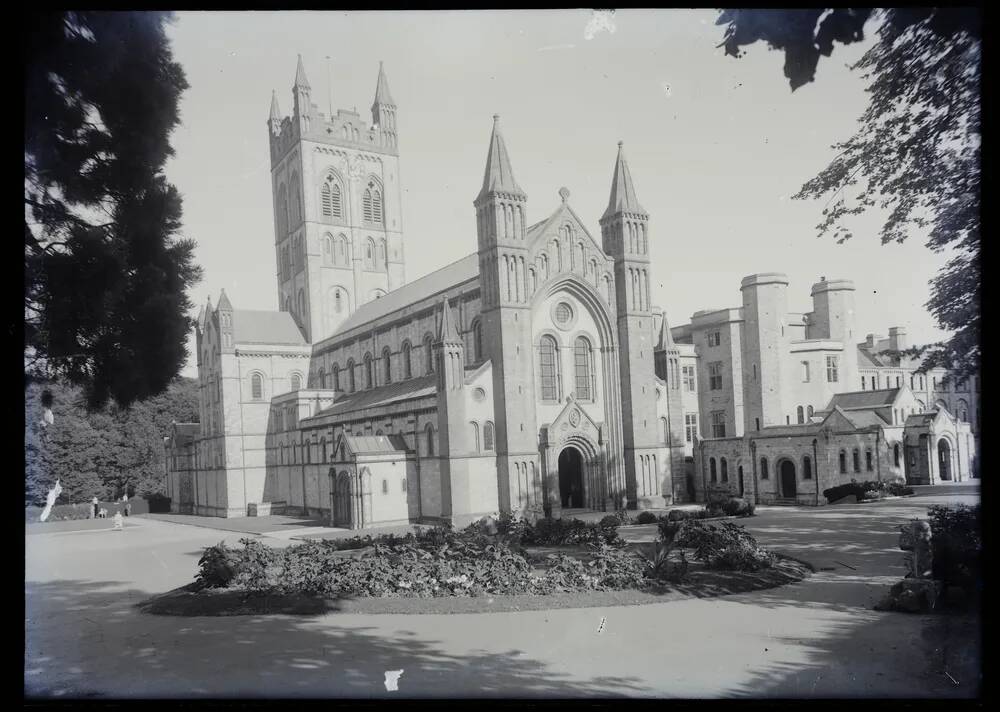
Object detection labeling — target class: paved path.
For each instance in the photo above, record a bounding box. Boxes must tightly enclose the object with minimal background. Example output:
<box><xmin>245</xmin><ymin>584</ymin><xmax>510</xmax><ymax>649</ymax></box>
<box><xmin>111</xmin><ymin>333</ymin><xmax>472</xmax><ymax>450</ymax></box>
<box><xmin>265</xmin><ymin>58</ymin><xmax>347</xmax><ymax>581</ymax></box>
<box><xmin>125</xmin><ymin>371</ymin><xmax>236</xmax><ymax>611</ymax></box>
<box><xmin>24</xmin><ymin>490</ymin><xmax>979</xmax><ymax>698</ymax></box>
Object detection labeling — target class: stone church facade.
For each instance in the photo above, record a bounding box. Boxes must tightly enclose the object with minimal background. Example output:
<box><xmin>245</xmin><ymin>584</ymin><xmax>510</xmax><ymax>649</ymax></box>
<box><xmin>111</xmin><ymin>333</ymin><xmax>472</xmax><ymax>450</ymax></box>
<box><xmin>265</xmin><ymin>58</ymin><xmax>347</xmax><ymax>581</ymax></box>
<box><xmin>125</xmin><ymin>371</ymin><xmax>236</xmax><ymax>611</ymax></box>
<box><xmin>165</xmin><ymin>58</ymin><xmax>688</xmax><ymax>525</ymax></box>
<box><xmin>165</xmin><ymin>57</ymin><xmax>978</xmax><ymax>522</ymax></box>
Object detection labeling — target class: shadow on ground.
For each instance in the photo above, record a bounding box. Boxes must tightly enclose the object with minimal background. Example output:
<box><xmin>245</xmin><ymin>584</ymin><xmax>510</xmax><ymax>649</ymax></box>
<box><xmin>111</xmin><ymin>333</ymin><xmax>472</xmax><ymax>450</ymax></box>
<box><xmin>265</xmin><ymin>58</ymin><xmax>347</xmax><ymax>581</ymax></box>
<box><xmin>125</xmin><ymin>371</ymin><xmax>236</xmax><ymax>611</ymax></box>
<box><xmin>25</xmin><ymin>578</ymin><xmax>652</xmax><ymax>698</ymax></box>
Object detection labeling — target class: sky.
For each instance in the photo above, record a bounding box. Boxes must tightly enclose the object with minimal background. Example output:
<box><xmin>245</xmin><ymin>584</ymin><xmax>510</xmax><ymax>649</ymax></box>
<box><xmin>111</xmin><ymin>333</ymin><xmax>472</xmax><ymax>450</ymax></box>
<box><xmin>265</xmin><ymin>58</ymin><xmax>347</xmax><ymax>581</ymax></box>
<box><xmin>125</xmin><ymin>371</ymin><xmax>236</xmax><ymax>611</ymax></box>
<box><xmin>164</xmin><ymin>10</ymin><xmax>952</xmax><ymax>378</ymax></box>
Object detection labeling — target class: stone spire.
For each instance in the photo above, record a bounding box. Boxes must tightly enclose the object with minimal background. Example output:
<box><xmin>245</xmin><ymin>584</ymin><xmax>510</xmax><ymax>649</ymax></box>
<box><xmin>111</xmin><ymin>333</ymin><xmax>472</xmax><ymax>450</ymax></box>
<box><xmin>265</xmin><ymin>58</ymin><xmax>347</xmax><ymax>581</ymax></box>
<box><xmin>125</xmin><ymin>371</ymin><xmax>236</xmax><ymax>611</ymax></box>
<box><xmin>217</xmin><ymin>289</ymin><xmax>233</xmax><ymax>312</ymax></box>
<box><xmin>602</xmin><ymin>141</ymin><xmax>646</xmax><ymax>220</ymax></box>
<box><xmin>372</xmin><ymin>61</ymin><xmax>395</xmax><ymax>107</ymax></box>
<box><xmin>476</xmin><ymin>115</ymin><xmax>524</xmax><ymax>202</ymax></box>
<box><xmin>657</xmin><ymin>313</ymin><xmax>675</xmax><ymax>350</ymax></box>
<box><xmin>437</xmin><ymin>296</ymin><xmax>461</xmax><ymax>344</ymax></box>
<box><xmin>269</xmin><ymin>90</ymin><xmax>282</xmax><ymax>122</ymax></box>
<box><xmin>294</xmin><ymin>54</ymin><xmax>310</xmax><ymax>89</ymax></box>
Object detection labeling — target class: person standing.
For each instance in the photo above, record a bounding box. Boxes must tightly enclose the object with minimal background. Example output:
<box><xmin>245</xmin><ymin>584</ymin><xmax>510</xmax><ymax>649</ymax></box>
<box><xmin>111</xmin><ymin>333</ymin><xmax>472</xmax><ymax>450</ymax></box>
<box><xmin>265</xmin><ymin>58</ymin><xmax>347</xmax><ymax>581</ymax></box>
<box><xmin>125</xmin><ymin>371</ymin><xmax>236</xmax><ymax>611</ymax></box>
<box><xmin>123</xmin><ymin>493</ymin><xmax>131</xmax><ymax>517</ymax></box>
<box><xmin>91</xmin><ymin>495</ymin><xmax>99</xmax><ymax>519</ymax></box>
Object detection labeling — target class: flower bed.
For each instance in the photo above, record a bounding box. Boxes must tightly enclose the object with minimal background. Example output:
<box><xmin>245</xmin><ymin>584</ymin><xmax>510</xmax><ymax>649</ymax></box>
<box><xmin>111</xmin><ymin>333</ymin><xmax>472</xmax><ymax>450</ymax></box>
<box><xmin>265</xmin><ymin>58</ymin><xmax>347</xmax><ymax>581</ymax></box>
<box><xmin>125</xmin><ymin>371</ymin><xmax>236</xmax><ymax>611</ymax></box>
<box><xmin>191</xmin><ymin>515</ymin><xmax>779</xmax><ymax>601</ymax></box>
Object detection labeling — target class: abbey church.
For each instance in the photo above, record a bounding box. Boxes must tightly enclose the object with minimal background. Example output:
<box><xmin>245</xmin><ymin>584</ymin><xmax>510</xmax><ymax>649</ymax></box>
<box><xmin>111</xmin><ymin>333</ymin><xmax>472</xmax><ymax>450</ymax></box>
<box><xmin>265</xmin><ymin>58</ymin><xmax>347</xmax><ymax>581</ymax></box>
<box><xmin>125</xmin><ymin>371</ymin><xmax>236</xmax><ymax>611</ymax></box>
<box><xmin>165</xmin><ymin>58</ymin><xmax>978</xmax><ymax>524</ymax></box>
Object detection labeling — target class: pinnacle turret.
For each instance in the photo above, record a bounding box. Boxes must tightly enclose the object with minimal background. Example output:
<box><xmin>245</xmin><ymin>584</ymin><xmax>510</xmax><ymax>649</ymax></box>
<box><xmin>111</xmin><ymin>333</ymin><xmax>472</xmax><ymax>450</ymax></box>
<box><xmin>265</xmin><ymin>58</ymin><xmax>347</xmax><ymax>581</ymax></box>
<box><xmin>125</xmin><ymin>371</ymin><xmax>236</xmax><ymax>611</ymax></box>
<box><xmin>294</xmin><ymin>54</ymin><xmax>310</xmax><ymax>89</ymax></box>
<box><xmin>437</xmin><ymin>297</ymin><xmax>462</xmax><ymax>344</ymax></box>
<box><xmin>476</xmin><ymin>115</ymin><xmax>524</xmax><ymax>203</ymax></box>
<box><xmin>602</xmin><ymin>141</ymin><xmax>646</xmax><ymax>220</ymax></box>
<box><xmin>269</xmin><ymin>90</ymin><xmax>282</xmax><ymax>122</ymax></box>
<box><xmin>217</xmin><ymin>289</ymin><xmax>233</xmax><ymax>312</ymax></box>
<box><xmin>656</xmin><ymin>313</ymin><xmax>676</xmax><ymax>350</ymax></box>
<box><xmin>372</xmin><ymin>61</ymin><xmax>395</xmax><ymax>108</ymax></box>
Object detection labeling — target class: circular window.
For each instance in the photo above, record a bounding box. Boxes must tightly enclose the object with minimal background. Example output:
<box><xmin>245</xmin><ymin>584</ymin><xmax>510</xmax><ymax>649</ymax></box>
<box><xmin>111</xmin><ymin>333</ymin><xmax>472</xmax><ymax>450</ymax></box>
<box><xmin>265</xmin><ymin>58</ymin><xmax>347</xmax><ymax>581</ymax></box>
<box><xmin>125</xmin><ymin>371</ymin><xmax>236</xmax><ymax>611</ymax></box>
<box><xmin>551</xmin><ymin>301</ymin><xmax>578</xmax><ymax>331</ymax></box>
<box><xmin>473</xmin><ymin>387</ymin><xmax>486</xmax><ymax>402</ymax></box>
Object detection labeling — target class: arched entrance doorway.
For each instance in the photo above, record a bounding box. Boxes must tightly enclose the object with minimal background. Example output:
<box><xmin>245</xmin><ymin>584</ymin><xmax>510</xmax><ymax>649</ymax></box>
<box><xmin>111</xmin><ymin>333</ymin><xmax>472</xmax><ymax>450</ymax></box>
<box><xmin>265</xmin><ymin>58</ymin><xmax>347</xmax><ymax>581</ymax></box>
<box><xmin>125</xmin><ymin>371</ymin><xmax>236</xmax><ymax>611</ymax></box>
<box><xmin>333</xmin><ymin>471</ymin><xmax>352</xmax><ymax>527</ymax></box>
<box><xmin>780</xmin><ymin>459</ymin><xmax>797</xmax><ymax>498</ymax></box>
<box><xmin>938</xmin><ymin>439</ymin><xmax>952</xmax><ymax>481</ymax></box>
<box><xmin>558</xmin><ymin>447</ymin><xmax>585</xmax><ymax>508</ymax></box>
<box><xmin>738</xmin><ymin>466</ymin><xmax>745</xmax><ymax>497</ymax></box>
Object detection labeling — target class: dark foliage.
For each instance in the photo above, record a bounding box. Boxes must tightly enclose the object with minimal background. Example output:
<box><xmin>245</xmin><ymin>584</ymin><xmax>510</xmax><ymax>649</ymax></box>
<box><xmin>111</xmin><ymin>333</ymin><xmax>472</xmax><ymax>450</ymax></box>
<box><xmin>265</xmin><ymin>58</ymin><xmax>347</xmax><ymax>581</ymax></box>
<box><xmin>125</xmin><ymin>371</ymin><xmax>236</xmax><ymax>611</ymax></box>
<box><xmin>824</xmin><ymin>480</ymin><xmax>913</xmax><ymax>503</ymax></box>
<box><xmin>717</xmin><ymin>8</ymin><xmax>981</xmax><ymax>379</ymax></box>
<box><xmin>25</xmin><ymin>11</ymin><xmax>201</xmax><ymax>408</ymax></box>
<box><xmin>24</xmin><ymin>377</ymin><xmax>199</xmax><ymax>504</ymax></box>
<box><xmin>927</xmin><ymin>504</ymin><xmax>981</xmax><ymax>595</ymax></box>
<box><xmin>635</xmin><ymin>511</ymin><xmax>659</xmax><ymax>525</ymax></box>
<box><xmin>669</xmin><ymin>520</ymin><xmax>775</xmax><ymax>572</ymax></box>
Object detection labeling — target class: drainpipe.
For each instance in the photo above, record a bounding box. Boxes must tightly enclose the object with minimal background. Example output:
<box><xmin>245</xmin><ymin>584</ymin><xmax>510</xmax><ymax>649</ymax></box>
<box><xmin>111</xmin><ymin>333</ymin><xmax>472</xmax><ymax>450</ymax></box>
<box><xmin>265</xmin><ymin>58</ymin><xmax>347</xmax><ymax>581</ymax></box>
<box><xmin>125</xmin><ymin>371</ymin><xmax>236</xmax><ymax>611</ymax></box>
<box><xmin>699</xmin><ymin>441</ymin><xmax>707</xmax><ymax>503</ymax></box>
<box><xmin>813</xmin><ymin>438</ymin><xmax>820</xmax><ymax>505</ymax></box>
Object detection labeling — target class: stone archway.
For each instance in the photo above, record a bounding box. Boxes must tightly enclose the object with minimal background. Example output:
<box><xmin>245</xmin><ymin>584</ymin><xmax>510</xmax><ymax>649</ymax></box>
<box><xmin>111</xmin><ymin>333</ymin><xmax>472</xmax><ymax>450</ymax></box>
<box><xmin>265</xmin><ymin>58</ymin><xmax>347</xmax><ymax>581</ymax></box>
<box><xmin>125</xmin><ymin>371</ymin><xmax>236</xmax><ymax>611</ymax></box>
<box><xmin>938</xmin><ymin>439</ymin><xmax>952</xmax><ymax>481</ymax></box>
<box><xmin>779</xmin><ymin>459</ymin><xmax>797</xmax><ymax>498</ymax></box>
<box><xmin>558</xmin><ymin>446</ymin><xmax>585</xmax><ymax>508</ymax></box>
<box><xmin>737</xmin><ymin>465</ymin><xmax>745</xmax><ymax>497</ymax></box>
<box><xmin>333</xmin><ymin>470</ymin><xmax>352</xmax><ymax>527</ymax></box>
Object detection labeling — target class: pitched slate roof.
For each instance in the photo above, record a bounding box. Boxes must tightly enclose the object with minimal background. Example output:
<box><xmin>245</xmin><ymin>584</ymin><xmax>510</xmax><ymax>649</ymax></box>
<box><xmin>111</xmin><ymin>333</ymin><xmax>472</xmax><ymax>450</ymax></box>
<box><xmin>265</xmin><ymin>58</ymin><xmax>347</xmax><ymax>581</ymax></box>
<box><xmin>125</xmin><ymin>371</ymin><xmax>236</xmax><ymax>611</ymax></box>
<box><xmin>827</xmin><ymin>388</ymin><xmax>900</xmax><ymax>410</ymax></box>
<box><xmin>310</xmin><ymin>374</ymin><xmax>437</xmax><ymax>420</ymax></box>
<box><xmin>905</xmin><ymin>412</ymin><xmax>938</xmax><ymax>426</ymax></box>
<box><xmin>232</xmin><ymin>310</ymin><xmax>306</xmax><ymax>345</ymax></box>
<box><xmin>751</xmin><ymin>423</ymin><xmax>822</xmax><ymax>438</ymax></box>
<box><xmin>857</xmin><ymin>347</ymin><xmax>882</xmax><ymax>368</ymax></box>
<box><xmin>841</xmin><ymin>409</ymin><xmax>890</xmax><ymax>429</ymax></box>
<box><xmin>333</xmin><ymin>254</ymin><xmax>479</xmax><ymax>336</ymax></box>
<box><xmin>343</xmin><ymin>435</ymin><xmax>405</xmax><ymax>455</ymax></box>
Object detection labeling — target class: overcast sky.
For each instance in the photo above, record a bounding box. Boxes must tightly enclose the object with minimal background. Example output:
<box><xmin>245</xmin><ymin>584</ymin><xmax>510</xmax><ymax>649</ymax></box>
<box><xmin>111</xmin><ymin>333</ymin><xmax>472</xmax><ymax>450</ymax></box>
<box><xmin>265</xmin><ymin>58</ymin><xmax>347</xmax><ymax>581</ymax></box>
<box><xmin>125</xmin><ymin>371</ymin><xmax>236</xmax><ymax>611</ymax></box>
<box><xmin>164</xmin><ymin>10</ymin><xmax>951</xmax><ymax>377</ymax></box>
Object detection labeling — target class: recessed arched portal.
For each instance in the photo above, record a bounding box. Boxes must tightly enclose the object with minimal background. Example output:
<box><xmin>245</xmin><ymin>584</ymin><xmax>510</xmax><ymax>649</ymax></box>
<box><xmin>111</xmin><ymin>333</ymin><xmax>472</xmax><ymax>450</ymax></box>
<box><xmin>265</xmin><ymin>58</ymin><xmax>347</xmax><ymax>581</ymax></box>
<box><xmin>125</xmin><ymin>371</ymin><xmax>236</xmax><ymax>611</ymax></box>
<box><xmin>558</xmin><ymin>446</ymin><xmax>585</xmax><ymax>508</ymax></box>
<box><xmin>738</xmin><ymin>465</ymin><xmax>745</xmax><ymax>497</ymax></box>
<box><xmin>938</xmin><ymin>439</ymin><xmax>952</xmax><ymax>481</ymax></box>
<box><xmin>779</xmin><ymin>459</ymin><xmax>797</xmax><ymax>498</ymax></box>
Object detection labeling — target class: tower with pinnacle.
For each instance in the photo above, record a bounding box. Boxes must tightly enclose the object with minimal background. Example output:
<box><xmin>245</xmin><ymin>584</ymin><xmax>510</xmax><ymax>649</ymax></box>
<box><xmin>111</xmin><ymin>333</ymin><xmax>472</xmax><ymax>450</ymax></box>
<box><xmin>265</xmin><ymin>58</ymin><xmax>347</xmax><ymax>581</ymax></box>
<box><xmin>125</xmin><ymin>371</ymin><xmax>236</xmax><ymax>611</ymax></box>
<box><xmin>599</xmin><ymin>142</ymin><xmax>664</xmax><ymax>508</ymax></box>
<box><xmin>473</xmin><ymin>115</ymin><xmax>542</xmax><ymax>516</ymax></box>
<box><xmin>267</xmin><ymin>56</ymin><xmax>405</xmax><ymax>344</ymax></box>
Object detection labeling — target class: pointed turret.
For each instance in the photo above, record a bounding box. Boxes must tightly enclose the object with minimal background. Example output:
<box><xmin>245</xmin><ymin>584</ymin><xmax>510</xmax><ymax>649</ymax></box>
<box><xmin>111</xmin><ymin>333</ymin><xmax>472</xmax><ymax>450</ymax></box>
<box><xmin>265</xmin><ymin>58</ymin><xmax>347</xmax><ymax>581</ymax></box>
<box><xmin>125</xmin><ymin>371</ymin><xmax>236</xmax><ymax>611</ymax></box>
<box><xmin>196</xmin><ymin>305</ymin><xmax>206</xmax><ymax>331</ymax></box>
<box><xmin>372</xmin><ymin>61</ymin><xmax>395</xmax><ymax>108</ymax></box>
<box><xmin>217</xmin><ymin>289</ymin><xmax>233</xmax><ymax>312</ymax></box>
<box><xmin>476</xmin><ymin>115</ymin><xmax>525</xmax><ymax>202</ymax></box>
<box><xmin>602</xmin><ymin>141</ymin><xmax>646</xmax><ymax>220</ymax></box>
<box><xmin>294</xmin><ymin>54</ymin><xmax>310</xmax><ymax>90</ymax></box>
<box><xmin>656</xmin><ymin>313</ymin><xmax>675</xmax><ymax>350</ymax></box>
<box><xmin>268</xmin><ymin>89</ymin><xmax>283</xmax><ymax>135</ymax></box>
<box><xmin>437</xmin><ymin>296</ymin><xmax>462</xmax><ymax>345</ymax></box>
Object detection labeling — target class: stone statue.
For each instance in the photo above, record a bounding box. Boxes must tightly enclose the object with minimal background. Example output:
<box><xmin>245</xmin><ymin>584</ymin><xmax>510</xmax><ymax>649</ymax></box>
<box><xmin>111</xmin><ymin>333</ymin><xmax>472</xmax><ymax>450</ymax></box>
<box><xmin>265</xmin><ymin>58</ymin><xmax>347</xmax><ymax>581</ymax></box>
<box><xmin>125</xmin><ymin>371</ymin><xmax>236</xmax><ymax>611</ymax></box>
<box><xmin>899</xmin><ymin>519</ymin><xmax>933</xmax><ymax>579</ymax></box>
<box><xmin>877</xmin><ymin>519</ymin><xmax>939</xmax><ymax>612</ymax></box>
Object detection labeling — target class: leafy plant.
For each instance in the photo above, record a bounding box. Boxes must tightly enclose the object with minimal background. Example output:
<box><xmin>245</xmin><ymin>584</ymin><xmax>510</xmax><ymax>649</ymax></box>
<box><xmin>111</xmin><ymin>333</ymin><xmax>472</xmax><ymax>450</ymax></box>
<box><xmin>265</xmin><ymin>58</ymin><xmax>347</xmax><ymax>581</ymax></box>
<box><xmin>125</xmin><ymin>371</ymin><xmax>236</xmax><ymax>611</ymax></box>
<box><xmin>927</xmin><ymin>504</ymin><xmax>981</xmax><ymax>595</ymax></box>
<box><xmin>636</xmin><ymin>511</ymin><xmax>658</xmax><ymax>525</ymax></box>
<box><xmin>670</xmin><ymin>520</ymin><xmax>774</xmax><ymax>572</ymax></box>
<box><xmin>196</xmin><ymin>541</ymin><xmax>236</xmax><ymax>589</ymax></box>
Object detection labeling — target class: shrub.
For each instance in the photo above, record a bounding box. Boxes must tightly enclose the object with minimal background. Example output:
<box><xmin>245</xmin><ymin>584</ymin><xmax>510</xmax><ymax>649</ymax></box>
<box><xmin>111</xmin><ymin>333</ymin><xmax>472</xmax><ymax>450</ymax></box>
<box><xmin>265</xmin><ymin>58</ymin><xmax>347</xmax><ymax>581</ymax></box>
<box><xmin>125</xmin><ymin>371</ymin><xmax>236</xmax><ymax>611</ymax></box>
<box><xmin>672</xmin><ymin>520</ymin><xmax>774</xmax><ymax>571</ymax></box>
<box><xmin>721</xmin><ymin>497</ymin><xmax>755</xmax><ymax>517</ymax></box>
<box><xmin>613</xmin><ymin>509</ymin><xmax>632</xmax><ymax>525</ymax></box>
<box><xmin>600</xmin><ymin>515</ymin><xmax>621</xmax><ymax>529</ymax></box>
<box><xmin>636</xmin><ymin>511</ymin><xmax>658</xmax><ymax>525</ymax></box>
<box><xmin>885</xmin><ymin>482</ymin><xmax>914</xmax><ymax>497</ymax></box>
<box><xmin>928</xmin><ymin>504</ymin><xmax>981</xmax><ymax>595</ymax></box>
<box><xmin>196</xmin><ymin>542</ymin><xmax>237</xmax><ymax>589</ymax></box>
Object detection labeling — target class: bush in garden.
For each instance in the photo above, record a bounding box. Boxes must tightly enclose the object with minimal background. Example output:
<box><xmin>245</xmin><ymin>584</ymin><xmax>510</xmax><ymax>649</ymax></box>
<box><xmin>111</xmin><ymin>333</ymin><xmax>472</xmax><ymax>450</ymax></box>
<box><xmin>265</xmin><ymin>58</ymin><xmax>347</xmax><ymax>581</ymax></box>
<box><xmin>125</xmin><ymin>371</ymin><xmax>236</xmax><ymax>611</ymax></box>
<box><xmin>927</xmin><ymin>504</ymin><xmax>981</xmax><ymax>595</ymax></box>
<box><xmin>613</xmin><ymin>509</ymin><xmax>632</xmax><ymax>525</ymax></box>
<box><xmin>636</xmin><ymin>511</ymin><xmax>658</xmax><ymax>525</ymax></box>
<box><xmin>667</xmin><ymin>509</ymin><xmax>689</xmax><ymax>522</ymax></box>
<box><xmin>586</xmin><ymin>544</ymin><xmax>648</xmax><ymax>589</ymax></box>
<box><xmin>600</xmin><ymin>515</ymin><xmax>622</xmax><ymax>529</ymax></box>
<box><xmin>672</xmin><ymin>520</ymin><xmax>774</xmax><ymax>572</ymax></box>
<box><xmin>196</xmin><ymin>541</ymin><xmax>237</xmax><ymax>589</ymax></box>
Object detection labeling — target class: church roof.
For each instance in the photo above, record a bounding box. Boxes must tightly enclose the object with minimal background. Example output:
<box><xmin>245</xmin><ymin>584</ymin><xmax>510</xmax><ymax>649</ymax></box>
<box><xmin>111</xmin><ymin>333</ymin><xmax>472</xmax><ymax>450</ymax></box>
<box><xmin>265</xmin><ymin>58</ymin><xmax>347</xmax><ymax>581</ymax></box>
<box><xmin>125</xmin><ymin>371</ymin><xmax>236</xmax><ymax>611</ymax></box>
<box><xmin>342</xmin><ymin>435</ymin><xmax>406</xmax><ymax>455</ymax></box>
<box><xmin>332</xmin><ymin>253</ymin><xmax>479</xmax><ymax>336</ymax></box>
<box><xmin>310</xmin><ymin>374</ymin><xmax>437</xmax><ymax>420</ymax></box>
<box><xmin>905</xmin><ymin>412</ymin><xmax>938</xmax><ymax>426</ymax></box>
<box><xmin>372</xmin><ymin>61</ymin><xmax>395</xmax><ymax>107</ymax></box>
<box><xmin>231</xmin><ymin>310</ymin><xmax>306</xmax><ymax>345</ymax></box>
<box><xmin>827</xmin><ymin>388</ymin><xmax>900</xmax><ymax>410</ymax></box>
<box><xmin>294</xmin><ymin>54</ymin><xmax>310</xmax><ymax>89</ymax></box>
<box><xmin>477</xmin><ymin>115</ymin><xmax>524</xmax><ymax>202</ymax></box>
<box><xmin>841</xmin><ymin>409</ymin><xmax>890</xmax><ymax>429</ymax></box>
<box><xmin>601</xmin><ymin>141</ymin><xmax>646</xmax><ymax>220</ymax></box>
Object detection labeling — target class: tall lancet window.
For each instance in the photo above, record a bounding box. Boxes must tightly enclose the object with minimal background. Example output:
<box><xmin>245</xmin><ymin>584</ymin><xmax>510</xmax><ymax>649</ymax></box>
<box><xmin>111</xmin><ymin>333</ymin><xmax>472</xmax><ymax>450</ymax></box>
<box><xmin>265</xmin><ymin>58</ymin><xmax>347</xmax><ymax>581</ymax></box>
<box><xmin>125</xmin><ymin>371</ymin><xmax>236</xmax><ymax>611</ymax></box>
<box><xmin>539</xmin><ymin>335</ymin><xmax>560</xmax><ymax>402</ymax></box>
<box><xmin>402</xmin><ymin>341</ymin><xmax>412</xmax><ymax>379</ymax></box>
<box><xmin>574</xmin><ymin>336</ymin><xmax>593</xmax><ymax>401</ymax></box>
<box><xmin>363</xmin><ymin>180</ymin><xmax>384</xmax><ymax>224</ymax></box>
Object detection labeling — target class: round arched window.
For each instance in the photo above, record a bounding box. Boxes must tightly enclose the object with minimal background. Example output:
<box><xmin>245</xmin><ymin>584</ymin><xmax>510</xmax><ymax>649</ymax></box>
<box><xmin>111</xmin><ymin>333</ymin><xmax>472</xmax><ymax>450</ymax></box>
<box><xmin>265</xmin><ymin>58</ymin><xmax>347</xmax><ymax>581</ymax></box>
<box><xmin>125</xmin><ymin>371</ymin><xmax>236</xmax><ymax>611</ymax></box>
<box><xmin>555</xmin><ymin>302</ymin><xmax>573</xmax><ymax>325</ymax></box>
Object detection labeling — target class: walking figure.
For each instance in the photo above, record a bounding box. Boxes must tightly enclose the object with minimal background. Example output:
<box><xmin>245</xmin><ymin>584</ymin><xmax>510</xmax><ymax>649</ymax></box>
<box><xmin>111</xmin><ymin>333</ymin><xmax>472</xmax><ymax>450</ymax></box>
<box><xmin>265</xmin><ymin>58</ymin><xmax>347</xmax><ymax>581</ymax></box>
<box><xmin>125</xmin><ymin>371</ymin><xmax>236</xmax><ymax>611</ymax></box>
<box><xmin>91</xmin><ymin>495</ymin><xmax>99</xmax><ymax>519</ymax></box>
<box><xmin>123</xmin><ymin>493</ymin><xmax>131</xmax><ymax>517</ymax></box>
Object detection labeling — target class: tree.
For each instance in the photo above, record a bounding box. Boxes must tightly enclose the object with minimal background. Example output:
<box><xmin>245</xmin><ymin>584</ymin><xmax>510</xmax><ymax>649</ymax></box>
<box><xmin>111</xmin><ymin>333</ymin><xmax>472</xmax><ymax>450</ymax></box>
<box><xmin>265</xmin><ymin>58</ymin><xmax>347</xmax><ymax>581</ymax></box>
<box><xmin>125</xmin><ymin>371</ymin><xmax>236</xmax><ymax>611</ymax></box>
<box><xmin>25</xmin><ymin>11</ymin><xmax>202</xmax><ymax>409</ymax></box>
<box><xmin>716</xmin><ymin>9</ymin><xmax>981</xmax><ymax>379</ymax></box>
<box><xmin>25</xmin><ymin>378</ymin><xmax>200</xmax><ymax>504</ymax></box>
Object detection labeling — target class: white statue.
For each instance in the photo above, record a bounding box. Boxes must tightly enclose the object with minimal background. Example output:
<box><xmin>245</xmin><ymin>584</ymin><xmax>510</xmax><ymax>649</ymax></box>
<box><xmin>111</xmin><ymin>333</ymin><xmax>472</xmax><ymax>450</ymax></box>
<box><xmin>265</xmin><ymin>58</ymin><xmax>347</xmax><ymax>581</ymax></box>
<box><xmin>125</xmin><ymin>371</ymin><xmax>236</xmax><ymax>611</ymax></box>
<box><xmin>39</xmin><ymin>480</ymin><xmax>62</xmax><ymax>522</ymax></box>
